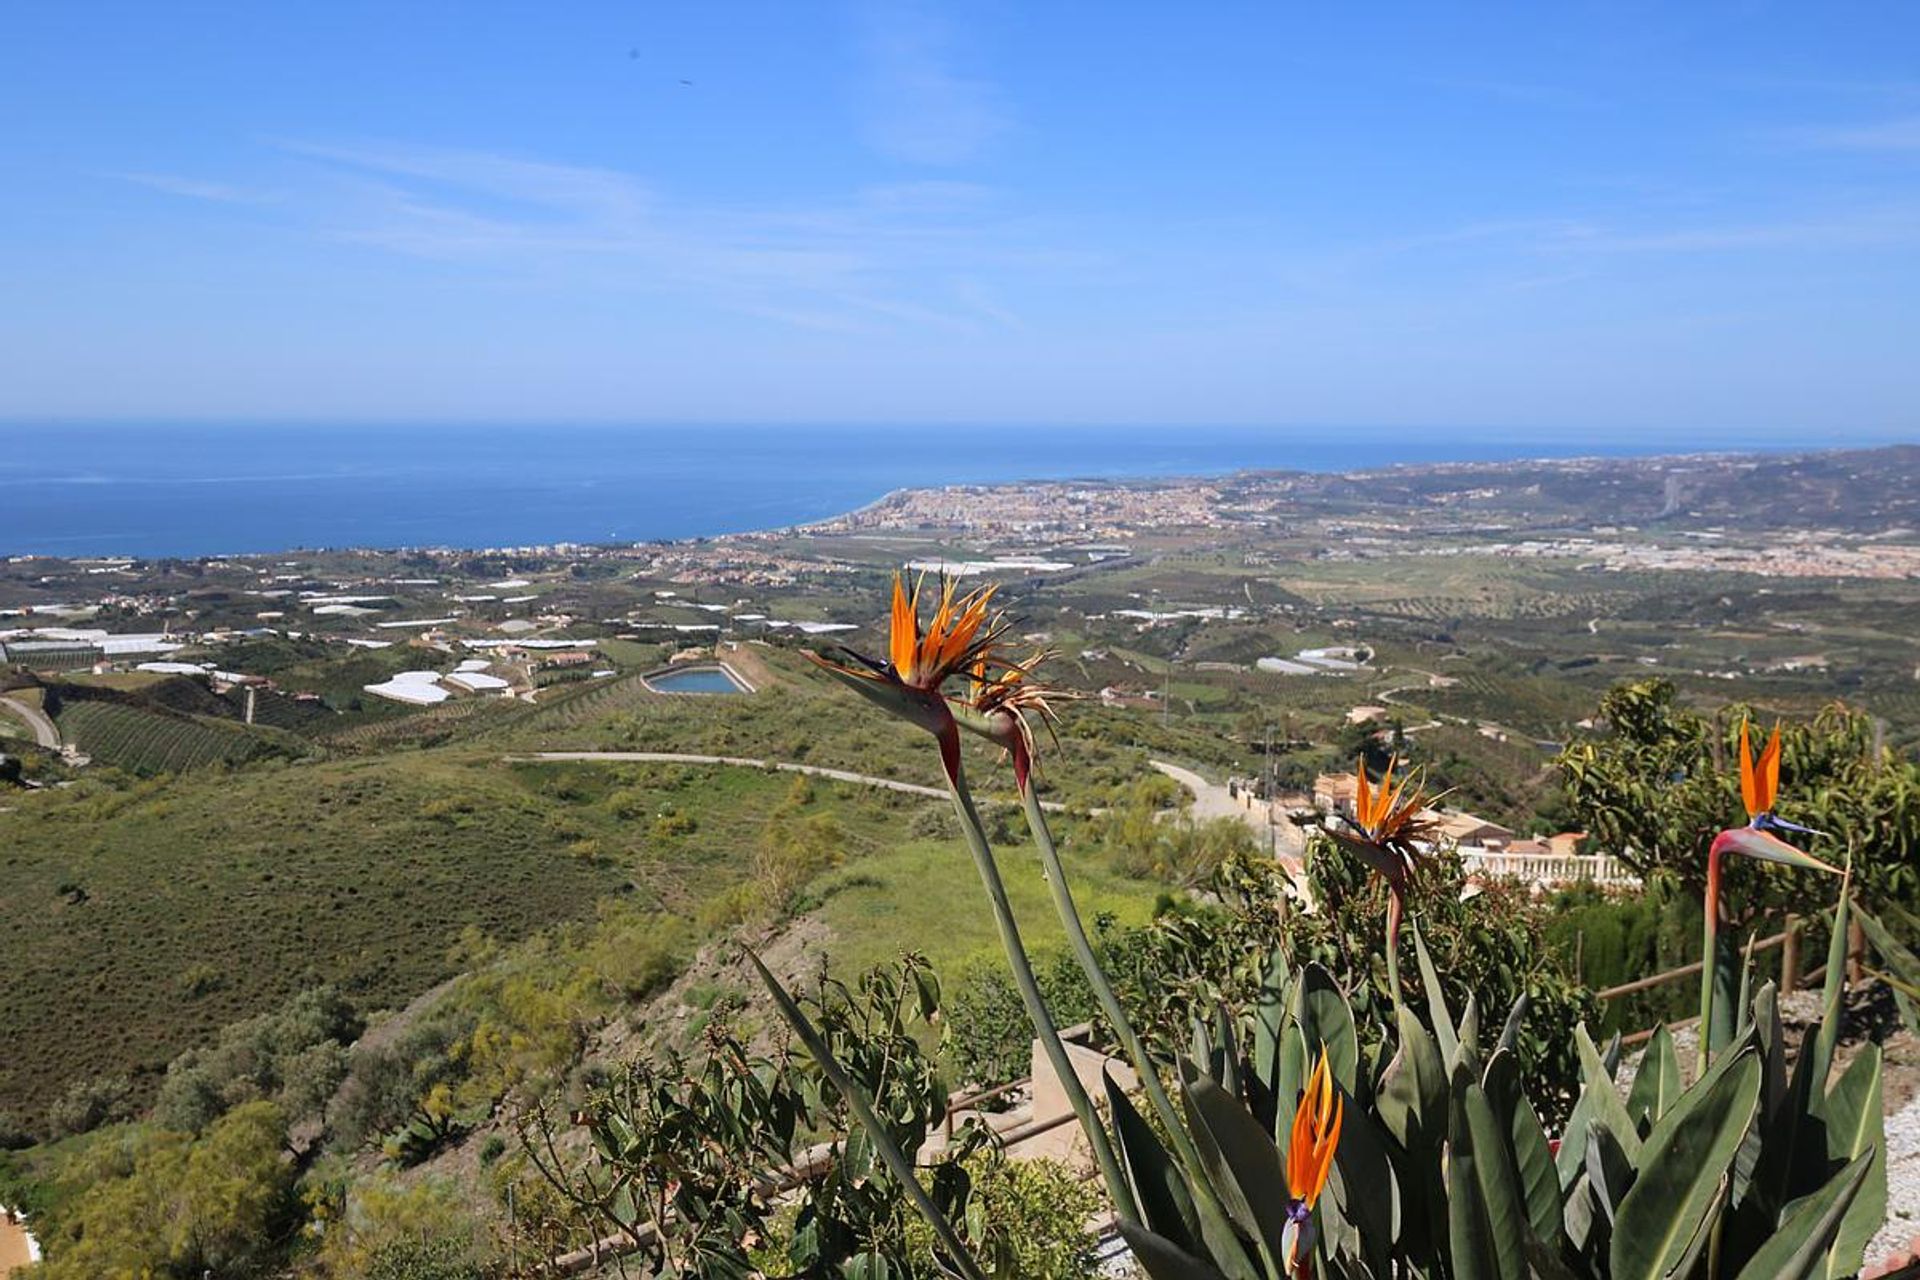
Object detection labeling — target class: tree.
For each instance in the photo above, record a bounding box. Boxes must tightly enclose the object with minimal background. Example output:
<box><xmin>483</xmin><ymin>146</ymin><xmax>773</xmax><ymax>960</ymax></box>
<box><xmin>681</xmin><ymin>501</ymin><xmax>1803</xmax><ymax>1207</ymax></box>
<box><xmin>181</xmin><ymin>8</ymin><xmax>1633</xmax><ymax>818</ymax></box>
<box><xmin>32</xmin><ymin>1101</ymin><xmax>294</xmax><ymax>1278</ymax></box>
<box><xmin>1559</xmin><ymin>679</ymin><xmax>1920</xmax><ymax>912</ymax></box>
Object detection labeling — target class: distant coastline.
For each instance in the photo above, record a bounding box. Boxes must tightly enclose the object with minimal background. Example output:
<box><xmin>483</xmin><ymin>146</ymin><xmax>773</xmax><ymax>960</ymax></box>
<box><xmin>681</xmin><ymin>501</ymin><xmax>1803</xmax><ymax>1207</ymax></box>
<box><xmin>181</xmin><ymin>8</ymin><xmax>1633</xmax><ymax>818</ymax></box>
<box><xmin>5</xmin><ymin>425</ymin><xmax>1906</xmax><ymax>560</ymax></box>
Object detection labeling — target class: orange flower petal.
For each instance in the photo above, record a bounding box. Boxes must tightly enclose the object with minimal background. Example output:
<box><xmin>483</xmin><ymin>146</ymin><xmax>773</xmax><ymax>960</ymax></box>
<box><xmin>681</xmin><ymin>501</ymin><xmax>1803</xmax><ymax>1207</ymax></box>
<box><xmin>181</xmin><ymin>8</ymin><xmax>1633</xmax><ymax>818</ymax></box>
<box><xmin>1739</xmin><ymin>720</ymin><xmax>1759</xmax><ymax>818</ymax></box>
<box><xmin>1758</xmin><ymin>723</ymin><xmax>1781</xmax><ymax>815</ymax></box>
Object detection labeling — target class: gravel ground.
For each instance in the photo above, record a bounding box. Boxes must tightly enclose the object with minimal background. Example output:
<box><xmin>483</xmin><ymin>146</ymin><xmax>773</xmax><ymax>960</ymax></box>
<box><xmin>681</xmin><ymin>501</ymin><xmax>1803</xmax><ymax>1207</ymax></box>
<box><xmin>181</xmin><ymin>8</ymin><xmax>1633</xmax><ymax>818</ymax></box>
<box><xmin>1867</xmin><ymin>1091</ymin><xmax>1920</xmax><ymax>1267</ymax></box>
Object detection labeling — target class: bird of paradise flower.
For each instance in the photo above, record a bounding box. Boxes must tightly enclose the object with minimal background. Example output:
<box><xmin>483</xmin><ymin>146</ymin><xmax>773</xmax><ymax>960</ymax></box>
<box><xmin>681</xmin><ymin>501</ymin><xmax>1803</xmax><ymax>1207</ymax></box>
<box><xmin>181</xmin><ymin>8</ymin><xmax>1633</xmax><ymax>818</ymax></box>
<box><xmin>1697</xmin><ymin>720</ymin><xmax>1838</xmax><ymax>1071</ymax></box>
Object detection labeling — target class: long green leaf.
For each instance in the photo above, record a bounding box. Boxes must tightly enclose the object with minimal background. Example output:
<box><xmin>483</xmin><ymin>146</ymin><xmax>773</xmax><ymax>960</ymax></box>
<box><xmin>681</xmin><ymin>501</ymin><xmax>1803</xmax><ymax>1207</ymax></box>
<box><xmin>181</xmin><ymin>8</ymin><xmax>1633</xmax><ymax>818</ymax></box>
<box><xmin>1625</xmin><ymin>1024</ymin><xmax>1681</xmax><ymax>1134</ymax></box>
<box><xmin>1584</xmin><ymin>1119</ymin><xmax>1634</xmax><ymax>1228</ymax></box>
<box><xmin>1293</xmin><ymin>962</ymin><xmax>1360</xmax><ymax>1095</ymax></box>
<box><xmin>1325</xmin><ymin>1085</ymin><xmax>1399</xmax><ymax>1278</ymax></box>
<box><xmin>1181</xmin><ymin>1065</ymin><xmax>1289</xmax><ymax>1272</ymax></box>
<box><xmin>1414</xmin><ymin>922</ymin><xmax>1460</xmax><ymax>1065</ymax></box>
<box><xmin>1821</xmin><ymin>1044</ymin><xmax>1886</xmax><ymax>1279</ymax></box>
<box><xmin>1853</xmin><ymin>898</ymin><xmax>1920</xmax><ymax>989</ymax></box>
<box><xmin>1810</xmin><ymin>865</ymin><xmax>1854</xmax><ymax>1101</ymax></box>
<box><xmin>1608</xmin><ymin>1049</ymin><xmax>1761</xmax><ymax>1280</ymax></box>
<box><xmin>1378</xmin><ymin>1005</ymin><xmax>1449</xmax><ymax>1155</ymax></box>
<box><xmin>1447</xmin><ymin>1067</ymin><xmax>1527</xmax><ymax>1280</ymax></box>
<box><xmin>1118</xmin><ymin>1220</ymin><xmax>1231</xmax><ymax>1280</ymax></box>
<box><xmin>1484</xmin><ymin>1051</ymin><xmax>1560</xmax><ymax>1248</ymax></box>
<box><xmin>1732</xmin><ymin>1151</ymin><xmax>1873</xmax><ymax>1280</ymax></box>
<box><xmin>1108</xmin><ymin>1072</ymin><xmax>1200</xmax><ymax>1255</ymax></box>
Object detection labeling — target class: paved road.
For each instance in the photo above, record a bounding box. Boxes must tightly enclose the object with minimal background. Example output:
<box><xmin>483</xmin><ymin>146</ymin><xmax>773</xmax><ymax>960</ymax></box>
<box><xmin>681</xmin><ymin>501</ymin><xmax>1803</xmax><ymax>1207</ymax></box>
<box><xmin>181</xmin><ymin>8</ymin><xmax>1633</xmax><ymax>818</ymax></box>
<box><xmin>1151</xmin><ymin>759</ymin><xmax>1307</xmax><ymax>864</ymax></box>
<box><xmin>510</xmin><ymin>751</ymin><xmax>1066</xmax><ymax>810</ymax></box>
<box><xmin>0</xmin><ymin>695</ymin><xmax>59</xmax><ymax>749</ymax></box>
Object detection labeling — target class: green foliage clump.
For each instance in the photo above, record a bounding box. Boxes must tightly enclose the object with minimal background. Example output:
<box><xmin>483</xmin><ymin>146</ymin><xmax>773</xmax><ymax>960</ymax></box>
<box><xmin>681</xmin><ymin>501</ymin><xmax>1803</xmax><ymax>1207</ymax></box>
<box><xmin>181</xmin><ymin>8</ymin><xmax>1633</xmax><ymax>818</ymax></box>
<box><xmin>529</xmin><ymin>956</ymin><xmax>983</xmax><ymax>1278</ymax></box>
<box><xmin>943</xmin><ymin>950</ymin><xmax>1096</xmax><ymax>1087</ymax></box>
<box><xmin>28</xmin><ymin>1101</ymin><xmax>295</xmax><ymax>1278</ymax></box>
<box><xmin>1087</xmin><ymin>777</ymin><xmax>1259</xmax><ymax>885</ymax></box>
<box><xmin>152</xmin><ymin>985</ymin><xmax>361</xmax><ymax>1134</ymax></box>
<box><xmin>42</xmin><ymin>1075</ymin><xmax>134</xmax><ymax>1140</ymax></box>
<box><xmin>307</xmin><ymin>1174</ymin><xmax>488</xmax><ymax>1279</ymax></box>
<box><xmin>1561</xmin><ymin>678</ymin><xmax>1920</xmax><ymax>910</ymax></box>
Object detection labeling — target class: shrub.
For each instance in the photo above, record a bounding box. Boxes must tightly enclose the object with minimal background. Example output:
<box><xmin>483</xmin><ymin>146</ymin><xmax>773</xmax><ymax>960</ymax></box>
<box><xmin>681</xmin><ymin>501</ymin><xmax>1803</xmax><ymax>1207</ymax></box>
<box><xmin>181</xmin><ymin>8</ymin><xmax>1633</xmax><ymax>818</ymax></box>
<box><xmin>944</xmin><ymin>950</ymin><xmax>1096</xmax><ymax>1087</ymax></box>
<box><xmin>43</xmin><ymin>1074</ymin><xmax>133</xmax><ymax>1139</ymax></box>
<box><xmin>32</xmin><ymin>1101</ymin><xmax>294</xmax><ymax>1279</ymax></box>
<box><xmin>907</xmin><ymin>802</ymin><xmax>958</xmax><ymax>840</ymax></box>
<box><xmin>311</xmin><ymin>1175</ymin><xmax>487</xmax><ymax>1279</ymax></box>
<box><xmin>754</xmin><ymin>810</ymin><xmax>846</xmax><ymax>912</ymax></box>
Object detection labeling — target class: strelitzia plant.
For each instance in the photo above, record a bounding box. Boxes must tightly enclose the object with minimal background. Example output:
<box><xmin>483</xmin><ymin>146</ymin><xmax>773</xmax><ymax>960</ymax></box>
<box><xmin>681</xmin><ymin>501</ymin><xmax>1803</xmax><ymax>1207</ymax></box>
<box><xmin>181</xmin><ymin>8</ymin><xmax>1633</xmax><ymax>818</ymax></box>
<box><xmin>1698</xmin><ymin>720</ymin><xmax>1838</xmax><ymax>1071</ymax></box>
<box><xmin>1325</xmin><ymin>756</ymin><xmax>1439</xmax><ymax>1007</ymax></box>
<box><xmin>772</xmin><ymin>581</ymin><xmax>1881</xmax><ymax>1280</ymax></box>
<box><xmin>801</xmin><ymin>573</ymin><xmax>1138</xmax><ymax>1220</ymax></box>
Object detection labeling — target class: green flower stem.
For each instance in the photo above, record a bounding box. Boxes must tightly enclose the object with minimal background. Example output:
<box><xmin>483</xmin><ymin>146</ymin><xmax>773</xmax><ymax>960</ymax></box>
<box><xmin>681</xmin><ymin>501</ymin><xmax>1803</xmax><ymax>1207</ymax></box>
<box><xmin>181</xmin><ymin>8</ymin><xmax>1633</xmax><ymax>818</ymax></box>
<box><xmin>1385</xmin><ymin>883</ymin><xmax>1406</xmax><ymax>1012</ymax></box>
<box><xmin>946</xmin><ymin>758</ymin><xmax>1140</xmax><ymax>1223</ymax></box>
<box><xmin>1698</xmin><ymin>848</ymin><xmax>1722</xmax><ymax>1077</ymax></box>
<box><xmin>746</xmin><ymin>951</ymin><xmax>988</xmax><ymax>1280</ymax></box>
<box><xmin>1018</xmin><ymin>783</ymin><xmax>1201</xmax><ymax>1172</ymax></box>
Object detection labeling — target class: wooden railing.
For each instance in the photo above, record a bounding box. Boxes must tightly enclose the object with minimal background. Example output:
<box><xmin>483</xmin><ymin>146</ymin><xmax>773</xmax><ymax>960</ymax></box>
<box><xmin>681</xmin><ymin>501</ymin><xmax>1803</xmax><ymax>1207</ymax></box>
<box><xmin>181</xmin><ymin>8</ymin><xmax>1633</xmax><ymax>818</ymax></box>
<box><xmin>1592</xmin><ymin>915</ymin><xmax>1868</xmax><ymax>1047</ymax></box>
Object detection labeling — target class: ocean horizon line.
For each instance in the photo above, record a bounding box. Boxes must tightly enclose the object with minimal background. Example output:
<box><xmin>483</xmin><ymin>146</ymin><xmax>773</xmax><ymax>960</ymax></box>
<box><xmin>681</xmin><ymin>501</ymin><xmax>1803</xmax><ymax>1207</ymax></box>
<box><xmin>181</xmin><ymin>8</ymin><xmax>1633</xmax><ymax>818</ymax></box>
<box><xmin>6</xmin><ymin>428</ymin><xmax>1912</xmax><ymax>561</ymax></box>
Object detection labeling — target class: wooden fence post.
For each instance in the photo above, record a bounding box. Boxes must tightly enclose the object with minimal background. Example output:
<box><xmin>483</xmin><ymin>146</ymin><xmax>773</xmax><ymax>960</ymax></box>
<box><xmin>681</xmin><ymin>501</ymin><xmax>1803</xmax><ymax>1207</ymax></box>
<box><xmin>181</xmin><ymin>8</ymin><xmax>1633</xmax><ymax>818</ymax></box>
<box><xmin>1780</xmin><ymin>915</ymin><xmax>1801</xmax><ymax>996</ymax></box>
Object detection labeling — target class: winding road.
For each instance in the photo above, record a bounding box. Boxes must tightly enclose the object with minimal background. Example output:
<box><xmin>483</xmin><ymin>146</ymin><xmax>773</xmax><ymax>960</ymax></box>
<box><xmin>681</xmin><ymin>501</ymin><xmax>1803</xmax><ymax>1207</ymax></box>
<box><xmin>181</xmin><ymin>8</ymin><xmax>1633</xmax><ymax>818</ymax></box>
<box><xmin>0</xmin><ymin>696</ymin><xmax>59</xmax><ymax>750</ymax></box>
<box><xmin>1150</xmin><ymin>759</ymin><xmax>1307</xmax><ymax>864</ymax></box>
<box><xmin>508</xmin><ymin>751</ymin><xmax>1066</xmax><ymax>810</ymax></box>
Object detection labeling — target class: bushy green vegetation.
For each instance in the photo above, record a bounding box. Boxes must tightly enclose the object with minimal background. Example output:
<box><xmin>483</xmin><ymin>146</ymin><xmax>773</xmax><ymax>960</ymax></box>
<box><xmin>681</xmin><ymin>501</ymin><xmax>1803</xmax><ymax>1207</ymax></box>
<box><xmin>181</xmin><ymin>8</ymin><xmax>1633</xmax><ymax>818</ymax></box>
<box><xmin>23</xmin><ymin>1102</ymin><xmax>296</xmax><ymax>1279</ymax></box>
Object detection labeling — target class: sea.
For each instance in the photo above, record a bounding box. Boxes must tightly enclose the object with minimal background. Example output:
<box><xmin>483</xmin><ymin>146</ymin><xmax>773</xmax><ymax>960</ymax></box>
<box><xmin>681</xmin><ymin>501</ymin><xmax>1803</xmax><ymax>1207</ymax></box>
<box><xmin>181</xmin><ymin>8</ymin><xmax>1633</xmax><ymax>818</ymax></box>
<box><xmin>0</xmin><ymin>423</ymin><xmax>1855</xmax><ymax>559</ymax></box>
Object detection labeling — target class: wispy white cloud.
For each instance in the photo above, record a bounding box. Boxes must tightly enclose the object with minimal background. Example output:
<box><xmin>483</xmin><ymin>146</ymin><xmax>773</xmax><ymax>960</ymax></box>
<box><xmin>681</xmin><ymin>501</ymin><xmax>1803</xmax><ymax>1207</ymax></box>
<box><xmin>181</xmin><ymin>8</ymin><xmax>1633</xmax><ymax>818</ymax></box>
<box><xmin>1786</xmin><ymin>116</ymin><xmax>1920</xmax><ymax>152</ymax></box>
<box><xmin>852</xmin><ymin>1</ymin><xmax>1008</xmax><ymax>166</ymax></box>
<box><xmin>268</xmin><ymin>139</ymin><xmax>1047</xmax><ymax>332</ymax></box>
<box><xmin>114</xmin><ymin>172</ymin><xmax>280</xmax><ymax>204</ymax></box>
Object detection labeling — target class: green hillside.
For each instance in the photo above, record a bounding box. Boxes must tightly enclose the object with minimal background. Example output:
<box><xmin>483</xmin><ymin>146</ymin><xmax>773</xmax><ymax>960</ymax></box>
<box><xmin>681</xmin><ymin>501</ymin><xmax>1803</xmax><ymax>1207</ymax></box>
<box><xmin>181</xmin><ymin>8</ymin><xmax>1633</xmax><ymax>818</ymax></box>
<box><xmin>0</xmin><ymin>755</ymin><xmax>631</xmax><ymax>1118</ymax></box>
<box><xmin>53</xmin><ymin>699</ymin><xmax>301</xmax><ymax>774</ymax></box>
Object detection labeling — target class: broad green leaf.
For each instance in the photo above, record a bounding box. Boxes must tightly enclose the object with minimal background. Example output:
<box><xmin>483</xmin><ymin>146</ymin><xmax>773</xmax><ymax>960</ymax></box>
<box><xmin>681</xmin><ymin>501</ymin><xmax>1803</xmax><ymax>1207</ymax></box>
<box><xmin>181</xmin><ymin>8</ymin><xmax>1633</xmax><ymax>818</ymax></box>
<box><xmin>1584</xmin><ymin>1119</ymin><xmax>1634</xmax><ymax>1227</ymax></box>
<box><xmin>1181</xmin><ymin>1065</ymin><xmax>1289</xmax><ymax>1267</ymax></box>
<box><xmin>1118</xmin><ymin>1220</ymin><xmax>1231</xmax><ymax>1280</ymax></box>
<box><xmin>1108</xmin><ymin>1071</ymin><xmax>1199</xmax><ymax>1254</ymax></box>
<box><xmin>1609</xmin><ymin>1049</ymin><xmax>1761</xmax><ymax>1280</ymax></box>
<box><xmin>1625</xmin><ymin>1024</ymin><xmax>1681</xmax><ymax>1133</ymax></box>
<box><xmin>1732</xmin><ymin>1151</ymin><xmax>1873</xmax><ymax>1280</ymax></box>
<box><xmin>1378</xmin><ymin>1005</ymin><xmax>1448</xmax><ymax>1156</ymax></box>
<box><xmin>1213</xmin><ymin>1002</ymin><xmax>1242</xmax><ymax>1100</ymax></box>
<box><xmin>1378</xmin><ymin>1005</ymin><xmax>1450</xmax><ymax>1262</ymax></box>
<box><xmin>1563</xmin><ymin>1171</ymin><xmax>1604</xmax><ymax>1258</ymax></box>
<box><xmin>1556</xmin><ymin>1024</ymin><xmax>1643</xmax><ymax>1192</ymax></box>
<box><xmin>1810</xmin><ymin>869</ymin><xmax>1853</xmax><ymax>1100</ymax></box>
<box><xmin>1458</xmin><ymin>995</ymin><xmax>1482</xmax><ymax>1071</ymax></box>
<box><xmin>1324</xmin><ymin>1085</ymin><xmax>1399</xmax><ymax>1279</ymax></box>
<box><xmin>1853</xmin><ymin>898</ymin><xmax>1920</xmax><ymax>994</ymax></box>
<box><xmin>1495</xmin><ymin>993</ymin><xmax>1529</xmax><ymax>1058</ymax></box>
<box><xmin>1252</xmin><ymin>950</ymin><xmax>1290</xmax><ymax>1104</ymax></box>
<box><xmin>1447</xmin><ymin>1067</ymin><xmax>1527</xmax><ymax>1280</ymax></box>
<box><xmin>1413</xmin><ymin>922</ymin><xmax>1459</xmax><ymax>1065</ymax></box>
<box><xmin>1664</xmin><ymin>1178</ymin><xmax>1729</xmax><ymax>1280</ymax></box>
<box><xmin>1484</xmin><ymin>1051</ymin><xmax>1560</xmax><ymax>1248</ymax></box>
<box><xmin>1821</xmin><ymin>1044</ymin><xmax>1886</xmax><ymax>1279</ymax></box>
<box><xmin>1293</xmin><ymin>962</ymin><xmax>1360</xmax><ymax>1095</ymax></box>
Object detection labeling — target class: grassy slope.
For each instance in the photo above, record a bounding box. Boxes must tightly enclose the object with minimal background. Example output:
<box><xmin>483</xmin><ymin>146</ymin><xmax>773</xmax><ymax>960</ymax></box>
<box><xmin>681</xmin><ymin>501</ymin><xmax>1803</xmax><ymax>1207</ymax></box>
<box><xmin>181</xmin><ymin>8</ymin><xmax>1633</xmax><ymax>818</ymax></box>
<box><xmin>812</xmin><ymin>822</ymin><xmax>1162</xmax><ymax>978</ymax></box>
<box><xmin>0</xmin><ymin>755</ymin><xmax>622</xmax><ymax>1117</ymax></box>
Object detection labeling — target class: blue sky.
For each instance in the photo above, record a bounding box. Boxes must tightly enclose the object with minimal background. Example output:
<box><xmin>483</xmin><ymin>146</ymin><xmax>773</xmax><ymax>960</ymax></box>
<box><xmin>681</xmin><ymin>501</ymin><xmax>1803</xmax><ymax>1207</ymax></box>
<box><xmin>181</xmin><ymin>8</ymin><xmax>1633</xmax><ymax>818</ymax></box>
<box><xmin>3</xmin><ymin>2</ymin><xmax>1918</xmax><ymax>440</ymax></box>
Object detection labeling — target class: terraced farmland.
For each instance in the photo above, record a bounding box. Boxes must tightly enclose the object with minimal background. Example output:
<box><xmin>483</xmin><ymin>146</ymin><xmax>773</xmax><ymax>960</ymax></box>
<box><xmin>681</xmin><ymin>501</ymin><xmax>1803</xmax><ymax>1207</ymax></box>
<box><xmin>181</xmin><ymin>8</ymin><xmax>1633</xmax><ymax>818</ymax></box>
<box><xmin>55</xmin><ymin>700</ymin><xmax>302</xmax><ymax>774</ymax></box>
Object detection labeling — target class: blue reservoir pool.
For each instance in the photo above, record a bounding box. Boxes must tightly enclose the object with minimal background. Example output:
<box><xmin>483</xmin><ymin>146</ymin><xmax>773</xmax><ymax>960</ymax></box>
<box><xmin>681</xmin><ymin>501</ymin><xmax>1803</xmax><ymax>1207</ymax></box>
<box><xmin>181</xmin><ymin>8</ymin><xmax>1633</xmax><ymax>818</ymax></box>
<box><xmin>646</xmin><ymin>665</ymin><xmax>751</xmax><ymax>694</ymax></box>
